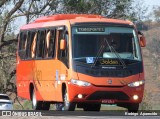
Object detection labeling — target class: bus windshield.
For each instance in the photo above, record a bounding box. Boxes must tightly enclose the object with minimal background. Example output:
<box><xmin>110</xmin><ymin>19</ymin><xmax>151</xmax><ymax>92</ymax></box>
<box><xmin>72</xmin><ymin>26</ymin><xmax>142</xmax><ymax>65</ymax></box>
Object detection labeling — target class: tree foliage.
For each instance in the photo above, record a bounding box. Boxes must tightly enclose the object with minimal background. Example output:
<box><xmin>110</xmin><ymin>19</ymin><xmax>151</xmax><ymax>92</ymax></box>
<box><xmin>60</xmin><ymin>0</ymin><xmax>135</xmax><ymax>19</ymax></box>
<box><xmin>153</xmin><ymin>6</ymin><xmax>160</xmax><ymax>22</ymax></box>
<box><xmin>0</xmin><ymin>0</ymin><xmax>24</xmax><ymax>43</ymax></box>
<box><xmin>16</xmin><ymin>0</ymin><xmax>53</xmax><ymax>23</ymax></box>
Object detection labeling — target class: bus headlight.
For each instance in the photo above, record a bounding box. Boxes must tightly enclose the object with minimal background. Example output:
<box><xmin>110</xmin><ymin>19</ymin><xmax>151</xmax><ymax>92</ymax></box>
<box><xmin>128</xmin><ymin>80</ymin><xmax>145</xmax><ymax>87</ymax></box>
<box><xmin>71</xmin><ymin>79</ymin><xmax>91</xmax><ymax>86</ymax></box>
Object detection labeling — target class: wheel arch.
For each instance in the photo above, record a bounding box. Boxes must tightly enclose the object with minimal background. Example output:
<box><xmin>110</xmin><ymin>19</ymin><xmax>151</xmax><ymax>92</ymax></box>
<box><xmin>62</xmin><ymin>83</ymin><xmax>67</xmax><ymax>99</ymax></box>
<box><xmin>29</xmin><ymin>83</ymin><xmax>34</xmax><ymax>100</ymax></box>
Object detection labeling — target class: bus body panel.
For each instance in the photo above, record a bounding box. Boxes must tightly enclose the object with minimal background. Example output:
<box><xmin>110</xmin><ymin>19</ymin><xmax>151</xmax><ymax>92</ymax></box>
<box><xmin>16</xmin><ymin>60</ymin><xmax>34</xmax><ymax>99</ymax></box>
<box><xmin>33</xmin><ymin>59</ymin><xmax>57</xmax><ymax>101</ymax></box>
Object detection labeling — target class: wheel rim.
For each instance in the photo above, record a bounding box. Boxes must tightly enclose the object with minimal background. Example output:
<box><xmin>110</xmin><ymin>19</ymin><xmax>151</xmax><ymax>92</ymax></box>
<box><xmin>32</xmin><ymin>91</ymin><xmax>37</xmax><ymax>108</ymax></box>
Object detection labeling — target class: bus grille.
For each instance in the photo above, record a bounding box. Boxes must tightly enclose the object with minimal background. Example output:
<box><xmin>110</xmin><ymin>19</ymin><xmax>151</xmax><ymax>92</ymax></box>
<box><xmin>87</xmin><ymin>91</ymin><xmax>129</xmax><ymax>100</ymax></box>
<box><xmin>85</xmin><ymin>69</ymin><xmax>131</xmax><ymax>77</ymax></box>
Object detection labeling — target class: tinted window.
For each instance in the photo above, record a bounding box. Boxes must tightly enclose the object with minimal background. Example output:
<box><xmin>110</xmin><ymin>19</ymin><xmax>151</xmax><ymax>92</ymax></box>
<box><xmin>45</xmin><ymin>29</ymin><xmax>56</xmax><ymax>58</ymax></box>
<box><xmin>36</xmin><ymin>30</ymin><xmax>46</xmax><ymax>58</ymax></box>
<box><xmin>19</xmin><ymin>32</ymin><xmax>27</xmax><ymax>50</ymax></box>
<box><xmin>31</xmin><ymin>32</ymin><xmax>37</xmax><ymax>58</ymax></box>
<box><xmin>0</xmin><ymin>95</ymin><xmax>10</xmax><ymax>100</ymax></box>
<box><xmin>26</xmin><ymin>31</ymin><xmax>36</xmax><ymax>59</ymax></box>
<box><xmin>18</xmin><ymin>32</ymin><xmax>27</xmax><ymax>59</ymax></box>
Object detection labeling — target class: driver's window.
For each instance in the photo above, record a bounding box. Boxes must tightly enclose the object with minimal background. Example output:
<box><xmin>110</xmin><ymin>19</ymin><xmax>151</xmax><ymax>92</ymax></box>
<box><xmin>58</xmin><ymin>27</ymin><xmax>69</xmax><ymax>67</ymax></box>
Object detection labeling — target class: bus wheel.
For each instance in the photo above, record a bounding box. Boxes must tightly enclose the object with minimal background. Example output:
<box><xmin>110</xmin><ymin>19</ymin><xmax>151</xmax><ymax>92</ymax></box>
<box><xmin>32</xmin><ymin>89</ymin><xmax>42</xmax><ymax>110</ymax></box>
<box><xmin>83</xmin><ymin>103</ymin><xmax>101</xmax><ymax>111</ymax></box>
<box><xmin>55</xmin><ymin>103</ymin><xmax>64</xmax><ymax>111</ymax></box>
<box><xmin>63</xmin><ymin>90</ymin><xmax>76</xmax><ymax>111</ymax></box>
<box><xmin>127</xmin><ymin>103</ymin><xmax>139</xmax><ymax>112</ymax></box>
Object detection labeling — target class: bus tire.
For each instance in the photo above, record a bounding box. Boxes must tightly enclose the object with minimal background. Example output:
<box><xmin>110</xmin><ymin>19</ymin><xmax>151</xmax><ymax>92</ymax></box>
<box><xmin>55</xmin><ymin>103</ymin><xmax>64</xmax><ymax>111</ymax></box>
<box><xmin>83</xmin><ymin>103</ymin><xmax>101</xmax><ymax>111</ymax></box>
<box><xmin>127</xmin><ymin>103</ymin><xmax>139</xmax><ymax>112</ymax></box>
<box><xmin>32</xmin><ymin>89</ymin><xmax>42</xmax><ymax>110</ymax></box>
<box><xmin>63</xmin><ymin>90</ymin><xmax>76</xmax><ymax>111</ymax></box>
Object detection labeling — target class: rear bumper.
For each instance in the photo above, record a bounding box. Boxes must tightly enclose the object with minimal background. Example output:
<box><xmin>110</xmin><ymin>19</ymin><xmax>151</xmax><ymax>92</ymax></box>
<box><xmin>67</xmin><ymin>82</ymin><xmax>144</xmax><ymax>104</ymax></box>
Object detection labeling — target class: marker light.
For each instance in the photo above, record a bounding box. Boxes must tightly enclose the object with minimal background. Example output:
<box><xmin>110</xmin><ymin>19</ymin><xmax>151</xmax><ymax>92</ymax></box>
<box><xmin>133</xmin><ymin>95</ymin><xmax>139</xmax><ymax>100</ymax></box>
<box><xmin>71</xmin><ymin>79</ymin><xmax>91</xmax><ymax>86</ymax></box>
<box><xmin>128</xmin><ymin>80</ymin><xmax>145</xmax><ymax>87</ymax></box>
<box><xmin>78</xmin><ymin>94</ymin><xmax>83</xmax><ymax>99</ymax></box>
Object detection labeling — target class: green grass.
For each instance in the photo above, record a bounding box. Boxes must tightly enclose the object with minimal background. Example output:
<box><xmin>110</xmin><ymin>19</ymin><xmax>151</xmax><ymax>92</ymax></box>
<box><xmin>14</xmin><ymin>100</ymin><xmax>32</xmax><ymax>110</ymax></box>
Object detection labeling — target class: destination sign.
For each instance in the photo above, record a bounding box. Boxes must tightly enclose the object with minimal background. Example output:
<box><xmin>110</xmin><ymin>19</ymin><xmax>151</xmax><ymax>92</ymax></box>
<box><xmin>77</xmin><ymin>27</ymin><xmax>105</xmax><ymax>32</ymax></box>
<box><xmin>99</xmin><ymin>59</ymin><xmax>120</xmax><ymax>65</ymax></box>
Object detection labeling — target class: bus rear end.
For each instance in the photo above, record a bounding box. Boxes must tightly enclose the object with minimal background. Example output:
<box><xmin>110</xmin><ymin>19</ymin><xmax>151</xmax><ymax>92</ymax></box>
<box><xmin>64</xmin><ymin>22</ymin><xmax>145</xmax><ymax>112</ymax></box>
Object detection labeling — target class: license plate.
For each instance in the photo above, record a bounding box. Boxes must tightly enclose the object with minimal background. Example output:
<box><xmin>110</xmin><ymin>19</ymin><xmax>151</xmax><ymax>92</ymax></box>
<box><xmin>102</xmin><ymin>99</ymin><xmax>115</xmax><ymax>104</ymax></box>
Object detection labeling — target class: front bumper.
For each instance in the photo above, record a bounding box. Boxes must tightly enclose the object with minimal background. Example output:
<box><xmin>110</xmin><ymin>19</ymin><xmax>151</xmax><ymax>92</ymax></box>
<box><xmin>67</xmin><ymin>82</ymin><xmax>144</xmax><ymax>104</ymax></box>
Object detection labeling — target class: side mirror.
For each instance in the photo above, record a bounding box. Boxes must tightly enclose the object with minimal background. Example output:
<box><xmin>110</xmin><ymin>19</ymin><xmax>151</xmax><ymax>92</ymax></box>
<box><xmin>139</xmin><ymin>36</ymin><xmax>146</xmax><ymax>47</ymax></box>
<box><xmin>60</xmin><ymin>39</ymin><xmax>66</xmax><ymax>50</ymax></box>
<box><xmin>138</xmin><ymin>31</ymin><xmax>146</xmax><ymax>47</ymax></box>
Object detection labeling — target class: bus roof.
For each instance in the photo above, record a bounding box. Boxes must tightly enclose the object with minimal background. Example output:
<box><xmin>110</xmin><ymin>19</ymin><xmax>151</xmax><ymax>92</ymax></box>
<box><xmin>20</xmin><ymin>14</ymin><xmax>133</xmax><ymax>30</ymax></box>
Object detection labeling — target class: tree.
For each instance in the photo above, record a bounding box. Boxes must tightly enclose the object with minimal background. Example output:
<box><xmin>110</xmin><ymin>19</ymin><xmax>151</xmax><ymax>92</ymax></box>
<box><xmin>131</xmin><ymin>0</ymin><xmax>148</xmax><ymax>23</ymax></box>
<box><xmin>61</xmin><ymin>0</ymin><xmax>92</xmax><ymax>14</ymax></box>
<box><xmin>153</xmin><ymin>6</ymin><xmax>160</xmax><ymax>23</ymax></box>
<box><xmin>0</xmin><ymin>0</ymin><xmax>8</xmax><ymax>8</ymax></box>
<box><xmin>0</xmin><ymin>0</ymin><xmax>24</xmax><ymax>43</ymax></box>
<box><xmin>16</xmin><ymin>0</ymin><xmax>53</xmax><ymax>24</ymax></box>
<box><xmin>59</xmin><ymin>0</ymin><xmax>135</xmax><ymax>20</ymax></box>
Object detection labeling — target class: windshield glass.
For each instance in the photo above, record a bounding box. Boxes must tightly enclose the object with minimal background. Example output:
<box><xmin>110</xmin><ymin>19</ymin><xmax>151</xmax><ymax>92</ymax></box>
<box><xmin>72</xmin><ymin>26</ymin><xmax>141</xmax><ymax>65</ymax></box>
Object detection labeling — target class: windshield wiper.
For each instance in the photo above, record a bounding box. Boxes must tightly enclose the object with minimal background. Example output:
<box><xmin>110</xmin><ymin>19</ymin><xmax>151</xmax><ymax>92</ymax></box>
<box><xmin>91</xmin><ymin>37</ymin><xmax>127</xmax><ymax>69</ymax></box>
<box><xmin>91</xmin><ymin>44</ymin><xmax>105</xmax><ymax>68</ymax></box>
<box><xmin>105</xmin><ymin>38</ymin><xmax>127</xmax><ymax>69</ymax></box>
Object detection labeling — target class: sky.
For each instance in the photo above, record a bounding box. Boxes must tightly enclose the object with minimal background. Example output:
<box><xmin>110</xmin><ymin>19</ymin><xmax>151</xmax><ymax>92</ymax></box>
<box><xmin>142</xmin><ymin>0</ymin><xmax>160</xmax><ymax>12</ymax></box>
<box><xmin>143</xmin><ymin>0</ymin><xmax>160</xmax><ymax>6</ymax></box>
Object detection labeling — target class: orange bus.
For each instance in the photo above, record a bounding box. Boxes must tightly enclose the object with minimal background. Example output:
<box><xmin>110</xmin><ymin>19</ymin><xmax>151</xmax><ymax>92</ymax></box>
<box><xmin>16</xmin><ymin>14</ymin><xmax>146</xmax><ymax>112</ymax></box>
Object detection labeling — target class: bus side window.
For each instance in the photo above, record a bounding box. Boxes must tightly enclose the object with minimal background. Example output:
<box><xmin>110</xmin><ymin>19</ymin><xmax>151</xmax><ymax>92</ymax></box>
<box><xmin>58</xmin><ymin>29</ymin><xmax>69</xmax><ymax>67</ymax></box>
<box><xmin>26</xmin><ymin>31</ymin><xmax>35</xmax><ymax>59</ymax></box>
<box><xmin>45</xmin><ymin>31</ymin><xmax>51</xmax><ymax>58</ymax></box>
<box><xmin>36</xmin><ymin>30</ymin><xmax>46</xmax><ymax>58</ymax></box>
<box><xmin>48</xmin><ymin>29</ymin><xmax>56</xmax><ymax>58</ymax></box>
<box><xmin>31</xmin><ymin>32</ymin><xmax>37</xmax><ymax>58</ymax></box>
<box><xmin>18</xmin><ymin>32</ymin><xmax>27</xmax><ymax>59</ymax></box>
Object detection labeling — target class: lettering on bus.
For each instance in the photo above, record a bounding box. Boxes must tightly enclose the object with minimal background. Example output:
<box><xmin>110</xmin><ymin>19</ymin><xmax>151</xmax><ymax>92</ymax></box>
<box><xmin>100</xmin><ymin>59</ymin><xmax>119</xmax><ymax>65</ymax></box>
<box><xmin>33</xmin><ymin>69</ymin><xmax>42</xmax><ymax>82</ymax></box>
<box><xmin>77</xmin><ymin>27</ymin><xmax>105</xmax><ymax>32</ymax></box>
<box><xmin>36</xmin><ymin>70</ymin><xmax>42</xmax><ymax>81</ymax></box>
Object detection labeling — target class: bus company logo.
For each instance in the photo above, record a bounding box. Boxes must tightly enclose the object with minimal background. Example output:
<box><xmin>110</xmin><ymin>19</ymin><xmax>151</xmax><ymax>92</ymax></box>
<box><xmin>100</xmin><ymin>59</ymin><xmax>119</xmax><ymax>65</ymax></box>
<box><xmin>2</xmin><ymin>111</ymin><xmax>11</xmax><ymax>116</ymax></box>
<box><xmin>108</xmin><ymin>79</ymin><xmax>112</xmax><ymax>84</ymax></box>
